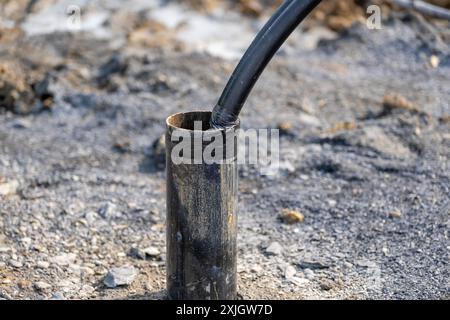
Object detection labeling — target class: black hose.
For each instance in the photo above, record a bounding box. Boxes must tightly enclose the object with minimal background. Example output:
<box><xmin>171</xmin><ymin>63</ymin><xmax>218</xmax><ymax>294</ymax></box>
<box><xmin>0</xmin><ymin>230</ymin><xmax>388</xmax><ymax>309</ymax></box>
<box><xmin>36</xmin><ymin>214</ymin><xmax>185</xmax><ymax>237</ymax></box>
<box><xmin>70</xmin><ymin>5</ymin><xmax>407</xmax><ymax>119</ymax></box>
<box><xmin>210</xmin><ymin>0</ymin><xmax>322</xmax><ymax>129</ymax></box>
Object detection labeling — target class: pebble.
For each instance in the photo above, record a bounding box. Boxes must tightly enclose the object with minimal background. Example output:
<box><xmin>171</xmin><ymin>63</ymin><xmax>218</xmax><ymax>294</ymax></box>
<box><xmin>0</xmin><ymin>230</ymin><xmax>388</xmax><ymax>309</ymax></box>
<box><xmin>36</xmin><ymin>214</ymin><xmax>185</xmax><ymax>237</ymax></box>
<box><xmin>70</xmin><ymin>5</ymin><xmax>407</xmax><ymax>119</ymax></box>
<box><xmin>129</xmin><ymin>247</ymin><xmax>146</xmax><ymax>260</ymax></box>
<box><xmin>0</xmin><ymin>246</ymin><xmax>10</xmax><ymax>253</ymax></box>
<box><xmin>250</xmin><ymin>264</ymin><xmax>263</xmax><ymax>274</ymax></box>
<box><xmin>104</xmin><ymin>266</ymin><xmax>137</xmax><ymax>288</ymax></box>
<box><xmin>304</xmin><ymin>268</ymin><xmax>315</xmax><ymax>280</ymax></box>
<box><xmin>279</xmin><ymin>209</ymin><xmax>305</xmax><ymax>224</ymax></box>
<box><xmin>50</xmin><ymin>292</ymin><xmax>65</xmax><ymax>300</ymax></box>
<box><xmin>37</xmin><ymin>261</ymin><xmax>50</xmax><ymax>269</ymax></box>
<box><xmin>51</xmin><ymin>253</ymin><xmax>76</xmax><ymax>266</ymax></box>
<box><xmin>429</xmin><ymin>55</ymin><xmax>439</xmax><ymax>68</ymax></box>
<box><xmin>143</xmin><ymin>246</ymin><xmax>160</xmax><ymax>257</ymax></box>
<box><xmin>98</xmin><ymin>202</ymin><xmax>120</xmax><ymax>219</ymax></box>
<box><xmin>298</xmin><ymin>113</ymin><xmax>321</xmax><ymax>127</ymax></box>
<box><xmin>34</xmin><ymin>281</ymin><xmax>51</xmax><ymax>291</ymax></box>
<box><xmin>288</xmin><ymin>277</ymin><xmax>309</xmax><ymax>286</ymax></box>
<box><xmin>389</xmin><ymin>209</ymin><xmax>402</xmax><ymax>218</ymax></box>
<box><xmin>284</xmin><ymin>265</ymin><xmax>297</xmax><ymax>279</ymax></box>
<box><xmin>0</xmin><ymin>179</ymin><xmax>19</xmax><ymax>196</ymax></box>
<box><xmin>84</xmin><ymin>211</ymin><xmax>98</xmax><ymax>224</ymax></box>
<box><xmin>265</xmin><ymin>242</ymin><xmax>283</xmax><ymax>256</ymax></box>
<box><xmin>8</xmin><ymin>259</ymin><xmax>23</xmax><ymax>268</ymax></box>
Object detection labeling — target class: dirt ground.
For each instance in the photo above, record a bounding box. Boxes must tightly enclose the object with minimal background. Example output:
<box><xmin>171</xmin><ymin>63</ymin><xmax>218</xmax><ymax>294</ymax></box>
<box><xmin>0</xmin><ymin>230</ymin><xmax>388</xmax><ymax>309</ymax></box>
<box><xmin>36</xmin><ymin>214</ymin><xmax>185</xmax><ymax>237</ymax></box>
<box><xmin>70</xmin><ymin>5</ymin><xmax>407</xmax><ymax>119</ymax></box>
<box><xmin>0</xmin><ymin>1</ymin><xmax>449</xmax><ymax>300</ymax></box>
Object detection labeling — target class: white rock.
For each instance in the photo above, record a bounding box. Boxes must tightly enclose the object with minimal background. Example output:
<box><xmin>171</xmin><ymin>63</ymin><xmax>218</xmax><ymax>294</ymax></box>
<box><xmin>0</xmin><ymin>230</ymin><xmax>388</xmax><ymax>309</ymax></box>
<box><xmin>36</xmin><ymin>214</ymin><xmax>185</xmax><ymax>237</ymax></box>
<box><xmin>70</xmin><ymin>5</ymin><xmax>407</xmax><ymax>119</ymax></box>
<box><xmin>250</xmin><ymin>264</ymin><xmax>263</xmax><ymax>274</ymax></box>
<box><xmin>34</xmin><ymin>281</ymin><xmax>51</xmax><ymax>291</ymax></box>
<box><xmin>285</xmin><ymin>265</ymin><xmax>297</xmax><ymax>279</ymax></box>
<box><xmin>104</xmin><ymin>266</ymin><xmax>137</xmax><ymax>288</ymax></box>
<box><xmin>265</xmin><ymin>242</ymin><xmax>283</xmax><ymax>256</ymax></box>
<box><xmin>50</xmin><ymin>292</ymin><xmax>65</xmax><ymax>300</ymax></box>
<box><xmin>51</xmin><ymin>253</ymin><xmax>76</xmax><ymax>266</ymax></box>
<box><xmin>288</xmin><ymin>277</ymin><xmax>310</xmax><ymax>286</ymax></box>
<box><xmin>0</xmin><ymin>179</ymin><xmax>19</xmax><ymax>196</ymax></box>
<box><xmin>304</xmin><ymin>268</ymin><xmax>315</xmax><ymax>280</ymax></box>
<box><xmin>143</xmin><ymin>246</ymin><xmax>160</xmax><ymax>257</ymax></box>
<box><xmin>0</xmin><ymin>246</ymin><xmax>11</xmax><ymax>253</ymax></box>
<box><xmin>8</xmin><ymin>259</ymin><xmax>23</xmax><ymax>268</ymax></box>
<box><xmin>84</xmin><ymin>211</ymin><xmax>98</xmax><ymax>224</ymax></box>
<box><xmin>37</xmin><ymin>261</ymin><xmax>50</xmax><ymax>269</ymax></box>
<box><xmin>98</xmin><ymin>202</ymin><xmax>119</xmax><ymax>219</ymax></box>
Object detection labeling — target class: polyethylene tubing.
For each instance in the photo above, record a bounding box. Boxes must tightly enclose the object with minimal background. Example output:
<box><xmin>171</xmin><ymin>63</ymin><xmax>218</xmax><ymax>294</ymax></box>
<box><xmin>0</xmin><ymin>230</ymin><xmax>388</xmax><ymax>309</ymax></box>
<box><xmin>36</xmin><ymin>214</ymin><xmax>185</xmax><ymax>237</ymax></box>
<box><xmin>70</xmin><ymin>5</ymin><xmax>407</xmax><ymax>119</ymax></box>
<box><xmin>210</xmin><ymin>0</ymin><xmax>322</xmax><ymax>129</ymax></box>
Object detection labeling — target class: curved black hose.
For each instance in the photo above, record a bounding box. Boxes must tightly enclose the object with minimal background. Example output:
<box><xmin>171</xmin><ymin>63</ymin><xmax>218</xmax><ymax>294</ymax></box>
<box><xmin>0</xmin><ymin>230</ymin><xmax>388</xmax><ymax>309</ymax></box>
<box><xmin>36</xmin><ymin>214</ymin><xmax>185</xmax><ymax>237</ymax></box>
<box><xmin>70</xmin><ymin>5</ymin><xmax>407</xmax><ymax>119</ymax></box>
<box><xmin>211</xmin><ymin>0</ymin><xmax>322</xmax><ymax>129</ymax></box>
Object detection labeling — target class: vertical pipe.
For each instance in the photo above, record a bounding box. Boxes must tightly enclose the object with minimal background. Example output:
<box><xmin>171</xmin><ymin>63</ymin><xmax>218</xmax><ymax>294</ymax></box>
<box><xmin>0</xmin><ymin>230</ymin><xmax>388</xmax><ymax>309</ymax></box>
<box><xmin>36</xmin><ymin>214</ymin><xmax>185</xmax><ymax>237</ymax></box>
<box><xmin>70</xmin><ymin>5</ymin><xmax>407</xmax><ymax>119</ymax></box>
<box><xmin>166</xmin><ymin>111</ymin><xmax>239</xmax><ymax>300</ymax></box>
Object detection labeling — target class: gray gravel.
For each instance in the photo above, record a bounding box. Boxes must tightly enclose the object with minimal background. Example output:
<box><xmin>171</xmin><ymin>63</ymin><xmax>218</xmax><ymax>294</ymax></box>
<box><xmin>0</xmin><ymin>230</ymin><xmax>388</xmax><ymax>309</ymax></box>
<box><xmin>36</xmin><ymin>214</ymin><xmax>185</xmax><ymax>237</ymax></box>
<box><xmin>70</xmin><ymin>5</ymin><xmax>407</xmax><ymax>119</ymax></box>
<box><xmin>0</xmin><ymin>3</ymin><xmax>449</xmax><ymax>300</ymax></box>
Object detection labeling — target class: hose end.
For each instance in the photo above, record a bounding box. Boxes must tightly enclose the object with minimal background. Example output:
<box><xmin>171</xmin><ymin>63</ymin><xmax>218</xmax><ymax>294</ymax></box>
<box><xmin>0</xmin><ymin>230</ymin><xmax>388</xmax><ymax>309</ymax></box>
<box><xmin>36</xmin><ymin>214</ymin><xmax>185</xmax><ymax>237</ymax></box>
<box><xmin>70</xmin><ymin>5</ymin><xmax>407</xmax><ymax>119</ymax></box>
<box><xmin>210</xmin><ymin>104</ymin><xmax>239</xmax><ymax>130</ymax></box>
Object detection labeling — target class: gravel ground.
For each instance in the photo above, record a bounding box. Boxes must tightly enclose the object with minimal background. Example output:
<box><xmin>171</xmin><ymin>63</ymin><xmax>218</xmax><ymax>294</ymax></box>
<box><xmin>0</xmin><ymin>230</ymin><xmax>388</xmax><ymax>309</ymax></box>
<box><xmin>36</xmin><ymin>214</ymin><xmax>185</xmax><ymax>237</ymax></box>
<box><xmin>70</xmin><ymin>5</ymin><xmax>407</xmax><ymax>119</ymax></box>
<box><xmin>0</xmin><ymin>2</ymin><xmax>449</xmax><ymax>300</ymax></box>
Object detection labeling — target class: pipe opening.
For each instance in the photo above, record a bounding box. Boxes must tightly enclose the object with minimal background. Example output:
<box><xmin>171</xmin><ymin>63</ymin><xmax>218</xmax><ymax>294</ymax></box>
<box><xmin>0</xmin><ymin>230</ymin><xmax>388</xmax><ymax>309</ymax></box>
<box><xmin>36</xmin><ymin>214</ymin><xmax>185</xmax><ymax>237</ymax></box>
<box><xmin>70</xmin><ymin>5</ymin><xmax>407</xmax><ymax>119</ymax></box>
<box><xmin>166</xmin><ymin>111</ymin><xmax>213</xmax><ymax>131</ymax></box>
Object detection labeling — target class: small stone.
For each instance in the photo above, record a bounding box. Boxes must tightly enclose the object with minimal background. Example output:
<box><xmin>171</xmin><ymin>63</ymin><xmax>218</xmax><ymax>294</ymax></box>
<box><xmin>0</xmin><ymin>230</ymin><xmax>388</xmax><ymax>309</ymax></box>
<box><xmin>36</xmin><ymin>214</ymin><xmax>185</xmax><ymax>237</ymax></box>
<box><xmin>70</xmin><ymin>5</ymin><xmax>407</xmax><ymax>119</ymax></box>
<box><xmin>98</xmin><ymin>202</ymin><xmax>117</xmax><ymax>219</ymax></box>
<box><xmin>79</xmin><ymin>285</ymin><xmax>95</xmax><ymax>296</ymax></box>
<box><xmin>265</xmin><ymin>242</ymin><xmax>283</xmax><ymax>256</ymax></box>
<box><xmin>279</xmin><ymin>209</ymin><xmax>305</xmax><ymax>224</ymax></box>
<box><xmin>389</xmin><ymin>209</ymin><xmax>402</xmax><ymax>218</ymax></box>
<box><xmin>113</xmin><ymin>138</ymin><xmax>131</xmax><ymax>153</ymax></box>
<box><xmin>284</xmin><ymin>265</ymin><xmax>297</xmax><ymax>279</ymax></box>
<box><xmin>288</xmin><ymin>277</ymin><xmax>309</xmax><ymax>286</ymax></box>
<box><xmin>104</xmin><ymin>266</ymin><xmax>137</xmax><ymax>288</ymax></box>
<box><xmin>0</xmin><ymin>179</ymin><xmax>19</xmax><ymax>196</ymax></box>
<box><xmin>383</xmin><ymin>93</ymin><xmax>415</xmax><ymax>111</ymax></box>
<box><xmin>277</xmin><ymin>121</ymin><xmax>294</xmax><ymax>137</ymax></box>
<box><xmin>8</xmin><ymin>259</ymin><xmax>23</xmax><ymax>268</ymax></box>
<box><xmin>304</xmin><ymin>268</ymin><xmax>315</xmax><ymax>280</ymax></box>
<box><xmin>37</xmin><ymin>261</ymin><xmax>50</xmax><ymax>269</ymax></box>
<box><xmin>430</xmin><ymin>55</ymin><xmax>440</xmax><ymax>68</ymax></box>
<box><xmin>343</xmin><ymin>261</ymin><xmax>353</xmax><ymax>269</ymax></box>
<box><xmin>327</xmin><ymin>199</ymin><xmax>337</xmax><ymax>207</ymax></box>
<box><xmin>84</xmin><ymin>211</ymin><xmax>98</xmax><ymax>224</ymax></box>
<box><xmin>143</xmin><ymin>246</ymin><xmax>160</xmax><ymax>257</ymax></box>
<box><xmin>98</xmin><ymin>202</ymin><xmax>119</xmax><ymax>219</ymax></box>
<box><xmin>51</xmin><ymin>253</ymin><xmax>76</xmax><ymax>266</ymax></box>
<box><xmin>250</xmin><ymin>264</ymin><xmax>263</xmax><ymax>274</ymax></box>
<box><xmin>34</xmin><ymin>281</ymin><xmax>51</xmax><ymax>291</ymax></box>
<box><xmin>128</xmin><ymin>247</ymin><xmax>146</xmax><ymax>260</ymax></box>
<box><xmin>81</xmin><ymin>266</ymin><xmax>95</xmax><ymax>276</ymax></box>
<box><xmin>50</xmin><ymin>292</ymin><xmax>65</xmax><ymax>300</ymax></box>
<box><xmin>298</xmin><ymin>113</ymin><xmax>321</xmax><ymax>127</ymax></box>
<box><xmin>12</xmin><ymin>118</ymin><xmax>31</xmax><ymax>129</ymax></box>
<box><xmin>0</xmin><ymin>246</ymin><xmax>10</xmax><ymax>253</ymax></box>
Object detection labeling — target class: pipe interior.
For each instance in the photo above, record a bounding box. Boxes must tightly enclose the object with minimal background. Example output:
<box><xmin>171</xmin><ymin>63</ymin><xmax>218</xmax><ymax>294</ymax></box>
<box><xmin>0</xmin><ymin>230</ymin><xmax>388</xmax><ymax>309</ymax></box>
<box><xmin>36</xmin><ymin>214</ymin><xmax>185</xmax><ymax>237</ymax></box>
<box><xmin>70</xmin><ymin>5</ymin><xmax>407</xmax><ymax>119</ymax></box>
<box><xmin>167</xmin><ymin>111</ymin><xmax>212</xmax><ymax>131</ymax></box>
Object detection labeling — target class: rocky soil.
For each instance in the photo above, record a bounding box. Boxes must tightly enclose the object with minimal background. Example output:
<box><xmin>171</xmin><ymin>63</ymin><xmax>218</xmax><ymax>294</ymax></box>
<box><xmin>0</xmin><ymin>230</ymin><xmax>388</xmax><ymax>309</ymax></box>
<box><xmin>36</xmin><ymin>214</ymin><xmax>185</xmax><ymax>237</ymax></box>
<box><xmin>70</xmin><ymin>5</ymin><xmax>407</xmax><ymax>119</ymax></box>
<box><xmin>0</xmin><ymin>1</ymin><xmax>449</xmax><ymax>300</ymax></box>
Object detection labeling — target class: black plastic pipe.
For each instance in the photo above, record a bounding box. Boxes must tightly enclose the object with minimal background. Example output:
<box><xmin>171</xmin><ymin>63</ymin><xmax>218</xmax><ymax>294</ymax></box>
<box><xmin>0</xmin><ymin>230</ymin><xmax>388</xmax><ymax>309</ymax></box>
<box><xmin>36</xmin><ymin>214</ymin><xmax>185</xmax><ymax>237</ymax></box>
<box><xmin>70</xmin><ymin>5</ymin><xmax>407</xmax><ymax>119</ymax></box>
<box><xmin>211</xmin><ymin>0</ymin><xmax>322</xmax><ymax>129</ymax></box>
